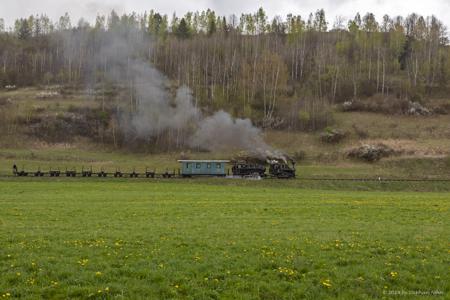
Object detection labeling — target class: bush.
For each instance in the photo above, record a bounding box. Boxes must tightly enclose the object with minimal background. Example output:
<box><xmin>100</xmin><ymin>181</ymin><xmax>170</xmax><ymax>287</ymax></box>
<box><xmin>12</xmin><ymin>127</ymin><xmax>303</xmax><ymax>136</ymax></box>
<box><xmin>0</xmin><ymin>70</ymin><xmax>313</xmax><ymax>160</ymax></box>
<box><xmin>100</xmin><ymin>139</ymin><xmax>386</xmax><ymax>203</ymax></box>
<box><xmin>320</xmin><ymin>128</ymin><xmax>346</xmax><ymax>144</ymax></box>
<box><xmin>347</xmin><ymin>143</ymin><xmax>396</xmax><ymax>162</ymax></box>
<box><xmin>340</xmin><ymin>94</ymin><xmax>431</xmax><ymax>115</ymax></box>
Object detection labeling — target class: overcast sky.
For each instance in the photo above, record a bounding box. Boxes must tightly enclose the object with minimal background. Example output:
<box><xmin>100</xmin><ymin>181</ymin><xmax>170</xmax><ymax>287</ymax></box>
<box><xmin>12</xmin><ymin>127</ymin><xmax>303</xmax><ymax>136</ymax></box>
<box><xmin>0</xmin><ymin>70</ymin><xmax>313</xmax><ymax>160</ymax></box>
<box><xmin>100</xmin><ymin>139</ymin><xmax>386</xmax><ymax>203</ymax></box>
<box><xmin>1</xmin><ymin>0</ymin><xmax>449</xmax><ymax>29</ymax></box>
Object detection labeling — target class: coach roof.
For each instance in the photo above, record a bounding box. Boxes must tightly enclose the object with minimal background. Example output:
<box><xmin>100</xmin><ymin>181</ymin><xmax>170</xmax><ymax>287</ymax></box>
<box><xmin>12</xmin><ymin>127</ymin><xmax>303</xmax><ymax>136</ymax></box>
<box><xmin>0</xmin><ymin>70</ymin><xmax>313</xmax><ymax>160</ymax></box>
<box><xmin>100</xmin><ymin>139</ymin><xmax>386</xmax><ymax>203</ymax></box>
<box><xmin>178</xmin><ymin>160</ymin><xmax>230</xmax><ymax>163</ymax></box>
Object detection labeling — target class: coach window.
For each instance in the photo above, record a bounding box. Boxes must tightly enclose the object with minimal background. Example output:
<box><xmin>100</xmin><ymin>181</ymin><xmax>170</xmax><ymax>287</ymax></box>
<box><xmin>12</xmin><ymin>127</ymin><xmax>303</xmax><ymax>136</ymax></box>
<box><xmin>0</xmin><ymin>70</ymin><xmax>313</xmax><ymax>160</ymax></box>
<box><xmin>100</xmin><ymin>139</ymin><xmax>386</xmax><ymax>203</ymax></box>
<box><xmin>196</xmin><ymin>163</ymin><xmax>201</xmax><ymax>169</ymax></box>
<box><xmin>216</xmin><ymin>163</ymin><xmax>221</xmax><ymax>169</ymax></box>
<box><xmin>207</xmin><ymin>163</ymin><xmax>211</xmax><ymax>169</ymax></box>
<box><xmin>186</xmin><ymin>163</ymin><xmax>190</xmax><ymax>169</ymax></box>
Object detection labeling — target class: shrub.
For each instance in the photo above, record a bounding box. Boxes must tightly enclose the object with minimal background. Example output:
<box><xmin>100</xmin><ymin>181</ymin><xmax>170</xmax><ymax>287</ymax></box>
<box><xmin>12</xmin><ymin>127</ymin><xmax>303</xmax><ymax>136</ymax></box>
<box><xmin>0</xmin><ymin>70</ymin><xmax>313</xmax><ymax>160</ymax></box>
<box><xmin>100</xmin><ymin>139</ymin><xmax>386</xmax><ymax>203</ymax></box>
<box><xmin>347</xmin><ymin>143</ymin><xmax>396</xmax><ymax>162</ymax></box>
<box><xmin>320</xmin><ymin>128</ymin><xmax>346</xmax><ymax>144</ymax></box>
<box><xmin>340</xmin><ymin>94</ymin><xmax>431</xmax><ymax>115</ymax></box>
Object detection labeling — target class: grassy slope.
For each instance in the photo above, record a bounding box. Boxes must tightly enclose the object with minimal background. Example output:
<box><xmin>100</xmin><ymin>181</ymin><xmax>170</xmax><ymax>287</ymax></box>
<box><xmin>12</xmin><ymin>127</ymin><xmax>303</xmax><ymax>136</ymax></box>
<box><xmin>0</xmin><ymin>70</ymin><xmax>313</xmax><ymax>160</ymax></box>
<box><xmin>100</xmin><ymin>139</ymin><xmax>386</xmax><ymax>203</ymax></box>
<box><xmin>0</xmin><ymin>181</ymin><xmax>449</xmax><ymax>299</ymax></box>
<box><xmin>1</xmin><ymin>87</ymin><xmax>450</xmax><ymax>181</ymax></box>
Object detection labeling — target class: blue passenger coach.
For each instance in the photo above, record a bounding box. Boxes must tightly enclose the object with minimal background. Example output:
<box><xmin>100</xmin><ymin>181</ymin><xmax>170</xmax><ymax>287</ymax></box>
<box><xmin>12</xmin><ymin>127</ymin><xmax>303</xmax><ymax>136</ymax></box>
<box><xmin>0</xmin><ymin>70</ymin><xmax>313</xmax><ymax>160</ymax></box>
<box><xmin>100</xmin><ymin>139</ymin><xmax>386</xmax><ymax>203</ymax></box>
<box><xmin>178</xmin><ymin>160</ymin><xmax>230</xmax><ymax>177</ymax></box>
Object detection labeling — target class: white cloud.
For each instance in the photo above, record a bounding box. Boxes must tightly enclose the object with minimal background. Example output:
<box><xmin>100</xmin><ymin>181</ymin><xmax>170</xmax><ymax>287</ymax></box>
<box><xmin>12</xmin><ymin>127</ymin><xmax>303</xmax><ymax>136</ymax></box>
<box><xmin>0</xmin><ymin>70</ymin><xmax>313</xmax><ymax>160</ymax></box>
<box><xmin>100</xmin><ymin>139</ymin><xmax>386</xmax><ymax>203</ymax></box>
<box><xmin>0</xmin><ymin>0</ymin><xmax>449</xmax><ymax>29</ymax></box>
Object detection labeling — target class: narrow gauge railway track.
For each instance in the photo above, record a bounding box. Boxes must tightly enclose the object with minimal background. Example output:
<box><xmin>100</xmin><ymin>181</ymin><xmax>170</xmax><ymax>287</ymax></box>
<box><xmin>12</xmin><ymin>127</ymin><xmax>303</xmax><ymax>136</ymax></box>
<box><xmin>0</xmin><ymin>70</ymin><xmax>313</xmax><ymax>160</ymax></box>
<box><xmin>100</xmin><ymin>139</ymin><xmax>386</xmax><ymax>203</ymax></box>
<box><xmin>2</xmin><ymin>169</ymin><xmax>450</xmax><ymax>182</ymax></box>
<box><xmin>298</xmin><ymin>177</ymin><xmax>450</xmax><ymax>182</ymax></box>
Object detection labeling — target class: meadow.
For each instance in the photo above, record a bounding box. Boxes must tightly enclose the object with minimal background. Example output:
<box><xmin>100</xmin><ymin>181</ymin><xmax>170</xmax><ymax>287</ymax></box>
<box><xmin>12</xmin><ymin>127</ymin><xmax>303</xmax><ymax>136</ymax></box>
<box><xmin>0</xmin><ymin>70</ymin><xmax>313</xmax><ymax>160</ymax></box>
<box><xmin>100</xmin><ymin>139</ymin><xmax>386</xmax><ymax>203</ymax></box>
<box><xmin>0</xmin><ymin>180</ymin><xmax>449</xmax><ymax>299</ymax></box>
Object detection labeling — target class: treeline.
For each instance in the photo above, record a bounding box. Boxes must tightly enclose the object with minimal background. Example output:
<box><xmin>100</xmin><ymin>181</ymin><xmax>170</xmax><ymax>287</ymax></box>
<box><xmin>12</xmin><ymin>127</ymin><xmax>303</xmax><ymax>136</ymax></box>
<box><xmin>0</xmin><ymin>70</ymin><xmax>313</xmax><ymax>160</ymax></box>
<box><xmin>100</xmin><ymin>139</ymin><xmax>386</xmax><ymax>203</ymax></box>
<box><xmin>0</xmin><ymin>8</ymin><xmax>449</xmax><ymax>129</ymax></box>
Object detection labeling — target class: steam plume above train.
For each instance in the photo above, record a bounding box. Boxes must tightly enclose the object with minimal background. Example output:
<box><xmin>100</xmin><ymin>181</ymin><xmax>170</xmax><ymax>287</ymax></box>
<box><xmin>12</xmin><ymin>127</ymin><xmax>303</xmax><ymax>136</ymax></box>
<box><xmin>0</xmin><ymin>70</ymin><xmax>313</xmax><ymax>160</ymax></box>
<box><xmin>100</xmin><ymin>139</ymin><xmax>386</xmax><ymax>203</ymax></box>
<box><xmin>73</xmin><ymin>27</ymin><xmax>286</xmax><ymax>161</ymax></box>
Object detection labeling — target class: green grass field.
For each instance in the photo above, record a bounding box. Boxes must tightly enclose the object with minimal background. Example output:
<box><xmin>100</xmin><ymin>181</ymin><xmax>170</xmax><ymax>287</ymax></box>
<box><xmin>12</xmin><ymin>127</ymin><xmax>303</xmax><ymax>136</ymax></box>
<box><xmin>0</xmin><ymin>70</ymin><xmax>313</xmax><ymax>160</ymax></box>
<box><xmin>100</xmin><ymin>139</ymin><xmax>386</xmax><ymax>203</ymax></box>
<box><xmin>0</xmin><ymin>180</ymin><xmax>449</xmax><ymax>299</ymax></box>
<box><xmin>2</xmin><ymin>148</ymin><xmax>450</xmax><ymax>182</ymax></box>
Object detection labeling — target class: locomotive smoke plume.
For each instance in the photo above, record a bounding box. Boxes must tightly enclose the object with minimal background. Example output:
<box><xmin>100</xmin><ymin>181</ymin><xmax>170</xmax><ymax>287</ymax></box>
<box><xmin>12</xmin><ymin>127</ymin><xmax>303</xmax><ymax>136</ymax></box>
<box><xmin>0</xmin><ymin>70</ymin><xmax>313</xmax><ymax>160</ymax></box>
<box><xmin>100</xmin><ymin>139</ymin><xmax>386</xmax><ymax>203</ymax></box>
<box><xmin>72</xmin><ymin>27</ymin><xmax>285</xmax><ymax>160</ymax></box>
<box><xmin>87</xmin><ymin>31</ymin><xmax>200</xmax><ymax>137</ymax></box>
<box><xmin>190</xmin><ymin>111</ymin><xmax>286</xmax><ymax>161</ymax></box>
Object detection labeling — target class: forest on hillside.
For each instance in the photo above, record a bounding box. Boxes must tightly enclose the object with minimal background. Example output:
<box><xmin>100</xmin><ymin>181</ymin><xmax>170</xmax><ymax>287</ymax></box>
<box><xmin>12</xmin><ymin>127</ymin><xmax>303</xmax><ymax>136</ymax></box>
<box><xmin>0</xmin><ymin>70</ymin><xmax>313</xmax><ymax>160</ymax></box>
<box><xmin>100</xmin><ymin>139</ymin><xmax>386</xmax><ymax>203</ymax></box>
<box><xmin>0</xmin><ymin>8</ymin><xmax>449</xmax><ymax>147</ymax></box>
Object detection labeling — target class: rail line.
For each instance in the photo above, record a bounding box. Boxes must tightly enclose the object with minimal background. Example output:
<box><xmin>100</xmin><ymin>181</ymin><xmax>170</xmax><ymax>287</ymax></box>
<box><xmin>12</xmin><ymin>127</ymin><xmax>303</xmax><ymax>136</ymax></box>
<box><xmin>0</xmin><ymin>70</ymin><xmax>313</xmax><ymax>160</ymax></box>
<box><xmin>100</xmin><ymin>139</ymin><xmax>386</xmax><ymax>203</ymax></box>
<box><xmin>1</xmin><ymin>173</ymin><xmax>450</xmax><ymax>182</ymax></box>
<box><xmin>297</xmin><ymin>177</ymin><xmax>450</xmax><ymax>182</ymax></box>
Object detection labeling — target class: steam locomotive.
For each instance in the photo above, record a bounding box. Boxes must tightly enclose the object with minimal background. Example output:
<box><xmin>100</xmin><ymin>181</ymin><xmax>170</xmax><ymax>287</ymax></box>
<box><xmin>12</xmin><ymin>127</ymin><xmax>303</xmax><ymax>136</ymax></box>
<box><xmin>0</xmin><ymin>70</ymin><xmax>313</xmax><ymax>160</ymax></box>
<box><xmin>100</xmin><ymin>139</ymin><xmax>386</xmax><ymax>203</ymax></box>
<box><xmin>232</xmin><ymin>159</ymin><xmax>296</xmax><ymax>179</ymax></box>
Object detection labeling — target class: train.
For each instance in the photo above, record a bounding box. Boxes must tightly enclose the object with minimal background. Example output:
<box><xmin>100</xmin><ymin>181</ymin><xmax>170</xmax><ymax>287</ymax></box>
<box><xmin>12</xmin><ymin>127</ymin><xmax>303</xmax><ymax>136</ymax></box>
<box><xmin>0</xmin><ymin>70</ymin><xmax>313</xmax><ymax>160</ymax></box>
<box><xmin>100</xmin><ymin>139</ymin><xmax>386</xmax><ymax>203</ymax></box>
<box><xmin>12</xmin><ymin>159</ymin><xmax>296</xmax><ymax>179</ymax></box>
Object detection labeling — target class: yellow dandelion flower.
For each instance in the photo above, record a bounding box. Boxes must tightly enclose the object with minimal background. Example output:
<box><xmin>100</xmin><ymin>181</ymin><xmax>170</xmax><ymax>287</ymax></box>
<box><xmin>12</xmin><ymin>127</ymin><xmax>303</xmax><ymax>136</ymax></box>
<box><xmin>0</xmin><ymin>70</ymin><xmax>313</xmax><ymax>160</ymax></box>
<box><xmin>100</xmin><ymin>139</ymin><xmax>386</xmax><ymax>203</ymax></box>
<box><xmin>174</xmin><ymin>285</ymin><xmax>179</xmax><ymax>289</ymax></box>
<box><xmin>321</xmin><ymin>279</ymin><xmax>332</xmax><ymax>288</ymax></box>
<box><xmin>78</xmin><ymin>259</ymin><xmax>89</xmax><ymax>266</ymax></box>
<box><xmin>16</xmin><ymin>272</ymin><xmax>21</xmax><ymax>276</ymax></box>
<box><xmin>105</xmin><ymin>287</ymin><xmax>109</xmax><ymax>292</ymax></box>
<box><xmin>390</xmin><ymin>271</ymin><xmax>398</xmax><ymax>278</ymax></box>
<box><xmin>95</xmin><ymin>271</ymin><xmax>102</xmax><ymax>276</ymax></box>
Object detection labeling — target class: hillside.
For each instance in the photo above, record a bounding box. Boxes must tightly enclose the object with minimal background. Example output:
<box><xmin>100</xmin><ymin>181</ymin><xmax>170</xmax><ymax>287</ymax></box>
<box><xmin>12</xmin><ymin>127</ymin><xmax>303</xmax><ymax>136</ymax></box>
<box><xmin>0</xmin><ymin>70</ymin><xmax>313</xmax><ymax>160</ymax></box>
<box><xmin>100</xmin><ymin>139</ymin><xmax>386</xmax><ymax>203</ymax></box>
<box><xmin>1</xmin><ymin>86</ymin><xmax>449</xmax><ymax>178</ymax></box>
<box><xmin>1</xmin><ymin>9</ymin><xmax>450</xmax><ymax>178</ymax></box>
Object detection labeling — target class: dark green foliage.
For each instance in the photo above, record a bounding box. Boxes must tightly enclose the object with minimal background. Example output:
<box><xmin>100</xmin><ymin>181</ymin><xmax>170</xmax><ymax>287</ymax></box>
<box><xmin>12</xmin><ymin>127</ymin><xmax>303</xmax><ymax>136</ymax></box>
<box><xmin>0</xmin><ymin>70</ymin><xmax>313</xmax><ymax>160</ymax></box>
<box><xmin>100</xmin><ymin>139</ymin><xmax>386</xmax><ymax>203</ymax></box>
<box><xmin>207</xmin><ymin>15</ymin><xmax>216</xmax><ymax>36</ymax></box>
<box><xmin>398</xmin><ymin>36</ymin><xmax>413</xmax><ymax>71</ymax></box>
<box><xmin>15</xmin><ymin>19</ymin><xmax>32</xmax><ymax>40</ymax></box>
<box><xmin>176</xmin><ymin>18</ymin><xmax>190</xmax><ymax>39</ymax></box>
